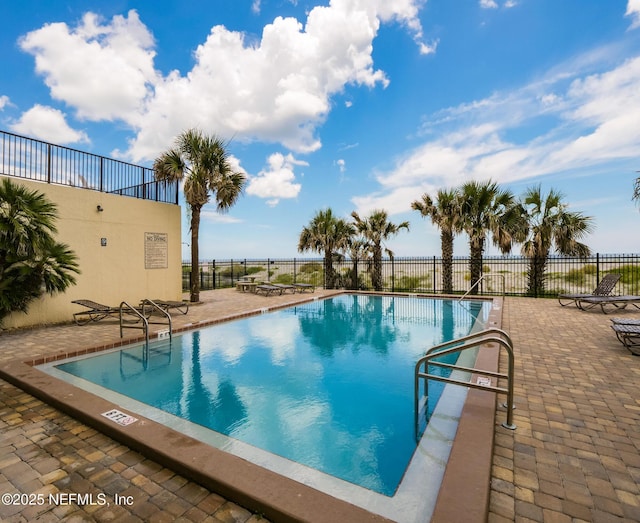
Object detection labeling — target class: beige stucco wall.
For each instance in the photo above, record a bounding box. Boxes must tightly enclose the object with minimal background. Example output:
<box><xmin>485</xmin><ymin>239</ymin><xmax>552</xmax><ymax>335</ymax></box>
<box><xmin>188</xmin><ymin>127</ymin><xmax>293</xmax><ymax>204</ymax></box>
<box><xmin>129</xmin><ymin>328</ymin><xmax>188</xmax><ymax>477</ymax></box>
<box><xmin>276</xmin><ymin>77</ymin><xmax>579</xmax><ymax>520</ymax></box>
<box><xmin>2</xmin><ymin>176</ymin><xmax>182</xmax><ymax>329</ymax></box>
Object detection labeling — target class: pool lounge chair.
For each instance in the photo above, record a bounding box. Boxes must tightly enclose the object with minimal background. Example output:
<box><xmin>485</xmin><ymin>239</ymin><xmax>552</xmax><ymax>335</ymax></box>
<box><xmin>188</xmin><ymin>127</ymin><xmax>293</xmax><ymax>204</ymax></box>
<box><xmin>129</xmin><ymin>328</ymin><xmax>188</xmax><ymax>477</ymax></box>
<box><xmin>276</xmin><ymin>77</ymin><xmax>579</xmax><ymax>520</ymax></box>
<box><xmin>611</xmin><ymin>317</ymin><xmax>640</xmax><ymax>325</ymax></box>
<box><xmin>558</xmin><ymin>273</ymin><xmax>621</xmax><ymax>307</ymax></box>
<box><xmin>255</xmin><ymin>284</ymin><xmax>284</xmax><ymax>296</ymax></box>
<box><xmin>293</xmin><ymin>283</ymin><xmax>315</xmax><ymax>293</ymax></box>
<box><xmin>268</xmin><ymin>283</ymin><xmax>297</xmax><ymax>294</ymax></box>
<box><xmin>610</xmin><ymin>322</ymin><xmax>640</xmax><ymax>355</ymax></box>
<box><xmin>71</xmin><ymin>299</ymin><xmax>120</xmax><ymax>325</ymax></box>
<box><xmin>576</xmin><ymin>295</ymin><xmax>640</xmax><ymax>314</ymax></box>
<box><xmin>150</xmin><ymin>299</ymin><xmax>189</xmax><ymax>315</ymax></box>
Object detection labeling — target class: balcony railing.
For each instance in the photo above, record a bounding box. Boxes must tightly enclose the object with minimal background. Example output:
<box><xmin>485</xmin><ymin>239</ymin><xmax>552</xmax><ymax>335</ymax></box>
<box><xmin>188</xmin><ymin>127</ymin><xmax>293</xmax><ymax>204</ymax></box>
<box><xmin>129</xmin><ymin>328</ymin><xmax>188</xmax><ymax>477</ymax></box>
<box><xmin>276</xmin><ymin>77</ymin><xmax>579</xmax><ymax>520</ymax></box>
<box><xmin>0</xmin><ymin>130</ymin><xmax>178</xmax><ymax>204</ymax></box>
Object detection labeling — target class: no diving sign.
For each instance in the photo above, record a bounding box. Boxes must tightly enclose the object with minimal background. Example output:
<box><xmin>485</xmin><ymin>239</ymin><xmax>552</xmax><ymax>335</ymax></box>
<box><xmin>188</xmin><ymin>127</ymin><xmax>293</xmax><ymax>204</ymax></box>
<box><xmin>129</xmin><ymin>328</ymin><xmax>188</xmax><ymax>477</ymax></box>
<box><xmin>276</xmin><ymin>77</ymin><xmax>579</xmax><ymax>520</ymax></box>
<box><xmin>101</xmin><ymin>409</ymin><xmax>138</xmax><ymax>426</ymax></box>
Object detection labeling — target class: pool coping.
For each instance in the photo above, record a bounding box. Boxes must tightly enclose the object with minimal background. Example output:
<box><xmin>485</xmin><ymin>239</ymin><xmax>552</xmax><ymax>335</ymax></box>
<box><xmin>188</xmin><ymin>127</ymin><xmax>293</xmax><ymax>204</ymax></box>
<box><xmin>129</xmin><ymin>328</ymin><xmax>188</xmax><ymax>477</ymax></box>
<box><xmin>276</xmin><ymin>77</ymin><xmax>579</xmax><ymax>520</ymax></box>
<box><xmin>0</xmin><ymin>292</ymin><xmax>503</xmax><ymax>523</ymax></box>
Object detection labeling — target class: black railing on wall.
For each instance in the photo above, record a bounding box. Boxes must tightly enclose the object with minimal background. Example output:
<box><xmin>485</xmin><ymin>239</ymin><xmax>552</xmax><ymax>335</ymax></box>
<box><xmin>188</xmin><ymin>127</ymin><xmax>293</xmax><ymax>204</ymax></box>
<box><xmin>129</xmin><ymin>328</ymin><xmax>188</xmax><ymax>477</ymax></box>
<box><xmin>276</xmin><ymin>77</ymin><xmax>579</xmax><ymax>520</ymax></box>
<box><xmin>0</xmin><ymin>130</ymin><xmax>179</xmax><ymax>204</ymax></box>
<box><xmin>182</xmin><ymin>253</ymin><xmax>640</xmax><ymax>297</ymax></box>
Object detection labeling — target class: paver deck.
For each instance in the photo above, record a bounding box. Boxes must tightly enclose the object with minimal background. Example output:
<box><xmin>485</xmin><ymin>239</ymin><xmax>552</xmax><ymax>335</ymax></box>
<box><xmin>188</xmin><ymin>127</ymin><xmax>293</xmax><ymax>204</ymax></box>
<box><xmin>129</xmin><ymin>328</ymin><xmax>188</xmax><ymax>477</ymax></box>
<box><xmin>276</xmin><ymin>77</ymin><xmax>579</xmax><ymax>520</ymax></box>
<box><xmin>1</xmin><ymin>290</ymin><xmax>639</xmax><ymax>522</ymax></box>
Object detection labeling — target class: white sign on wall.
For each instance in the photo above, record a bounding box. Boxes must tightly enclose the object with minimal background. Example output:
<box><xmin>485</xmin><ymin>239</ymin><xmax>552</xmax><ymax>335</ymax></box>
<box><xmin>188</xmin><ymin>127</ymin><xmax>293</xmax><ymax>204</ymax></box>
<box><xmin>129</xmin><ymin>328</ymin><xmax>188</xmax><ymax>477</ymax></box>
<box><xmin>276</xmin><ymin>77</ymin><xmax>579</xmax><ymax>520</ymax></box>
<box><xmin>145</xmin><ymin>232</ymin><xmax>168</xmax><ymax>269</ymax></box>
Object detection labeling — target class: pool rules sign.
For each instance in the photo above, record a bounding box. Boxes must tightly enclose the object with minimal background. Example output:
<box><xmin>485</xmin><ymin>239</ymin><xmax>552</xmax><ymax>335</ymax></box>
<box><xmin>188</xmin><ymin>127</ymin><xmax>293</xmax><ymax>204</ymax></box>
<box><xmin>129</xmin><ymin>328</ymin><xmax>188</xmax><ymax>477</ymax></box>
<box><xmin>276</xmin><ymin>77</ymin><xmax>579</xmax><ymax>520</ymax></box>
<box><xmin>144</xmin><ymin>232</ymin><xmax>168</xmax><ymax>269</ymax></box>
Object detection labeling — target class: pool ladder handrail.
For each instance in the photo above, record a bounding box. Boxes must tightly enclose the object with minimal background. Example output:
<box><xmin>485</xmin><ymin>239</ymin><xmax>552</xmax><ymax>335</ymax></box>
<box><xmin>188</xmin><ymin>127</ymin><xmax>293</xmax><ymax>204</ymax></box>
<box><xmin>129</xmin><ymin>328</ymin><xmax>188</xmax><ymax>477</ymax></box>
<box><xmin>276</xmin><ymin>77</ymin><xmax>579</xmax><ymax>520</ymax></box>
<box><xmin>458</xmin><ymin>274</ymin><xmax>506</xmax><ymax>301</ymax></box>
<box><xmin>119</xmin><ymin>299</ymin><xmax>172</xmax><ymax>344</ymax></box>
<box><xmin>414</xmin><ymin>327</ymin><xmax>516</xmax><ymax>441</ymax></box>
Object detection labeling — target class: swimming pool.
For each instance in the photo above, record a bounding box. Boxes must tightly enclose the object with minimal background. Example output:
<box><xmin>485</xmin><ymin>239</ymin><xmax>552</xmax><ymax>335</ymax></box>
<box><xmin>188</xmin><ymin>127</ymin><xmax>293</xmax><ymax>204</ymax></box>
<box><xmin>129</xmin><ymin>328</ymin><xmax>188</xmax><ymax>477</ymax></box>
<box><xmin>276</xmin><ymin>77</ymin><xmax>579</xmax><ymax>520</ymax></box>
<box><xmin>41</xmin><ymin>294</ymin><xmax>491</xmax><ymax>521</ymax></box>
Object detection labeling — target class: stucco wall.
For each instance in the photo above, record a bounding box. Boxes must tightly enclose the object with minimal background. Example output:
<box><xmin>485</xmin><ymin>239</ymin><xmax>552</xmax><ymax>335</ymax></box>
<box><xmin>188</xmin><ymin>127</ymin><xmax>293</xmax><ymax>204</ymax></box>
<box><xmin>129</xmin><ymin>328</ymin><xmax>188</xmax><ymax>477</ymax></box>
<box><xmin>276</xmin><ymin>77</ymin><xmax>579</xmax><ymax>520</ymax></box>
<box><xmin>2</xmin><ymin>176</ymin><xmax>182</xmax><ymax>329</ymax></box>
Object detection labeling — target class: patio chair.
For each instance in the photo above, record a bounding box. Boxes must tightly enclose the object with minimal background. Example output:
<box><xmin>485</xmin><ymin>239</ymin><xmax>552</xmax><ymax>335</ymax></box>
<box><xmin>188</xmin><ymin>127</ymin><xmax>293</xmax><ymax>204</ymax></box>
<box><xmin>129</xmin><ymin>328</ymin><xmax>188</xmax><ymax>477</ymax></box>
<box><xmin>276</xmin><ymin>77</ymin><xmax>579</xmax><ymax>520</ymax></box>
<box><xmin>71</xmin><ymin>299</ymin><xmax>120</xmax><ymax>326</ymax></box>
<box><xmin>576</xmin><ymin>295</ymin><xmax>640</xmax><ymax>314</ymax></box>
<box><xmin>293</xmin><ymin>283</ymin><xmax>315</xmax><ymax>293</ymax></box>
<box><xmin>268</xmin><ymin>283</ymin><xmax>297</xmax><ymax>294</ymax></box>
<box><xmin>255</xmin><ymin>284</ymin><xmax>284</xmax><ymax>296</ymax></box>
<box><xmin>150</xmin><ymin>299</ymin><xmax>190</xmax><ymax>315</ymax></box>
<box><xmin>557</xmin><ymin>273</ymin><xmax>621</xmax><ymax>307</ymax></box>
<box><xmin>610</xmin><ymin>317</ymin><xmax>640</xmax><ymax>326</ymax></box>
<box><xmin>610</xmin><ymin>323</ymin><xmax>640</xmax><ymax>355</ymax></box>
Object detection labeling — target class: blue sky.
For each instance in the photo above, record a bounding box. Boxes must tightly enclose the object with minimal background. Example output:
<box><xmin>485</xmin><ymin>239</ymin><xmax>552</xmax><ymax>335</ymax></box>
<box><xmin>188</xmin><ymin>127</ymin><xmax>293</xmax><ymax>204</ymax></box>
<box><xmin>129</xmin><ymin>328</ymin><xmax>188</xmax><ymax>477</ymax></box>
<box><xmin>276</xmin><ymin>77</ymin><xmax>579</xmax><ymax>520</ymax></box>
<box><xmin>1</xmin><ymin>0</ymin><xmax>640</xmax><ymax>260</ymax></box>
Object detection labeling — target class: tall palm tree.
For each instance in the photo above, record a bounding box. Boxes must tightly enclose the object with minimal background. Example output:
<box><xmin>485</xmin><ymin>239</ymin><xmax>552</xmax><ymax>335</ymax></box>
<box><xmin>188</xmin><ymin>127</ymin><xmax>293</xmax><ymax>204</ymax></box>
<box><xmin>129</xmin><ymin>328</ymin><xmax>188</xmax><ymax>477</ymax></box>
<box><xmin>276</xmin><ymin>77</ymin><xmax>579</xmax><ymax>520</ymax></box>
<box><xmin>634</xmin><ymin>175</ymin><xmax>640</xmax><ymax>206</ymax></box>
<box><xmin>350</xmin><ymin>209</ymin><xmax>409</xmax><ymax>291</ymax></box>
<box><xmin>345</xmin><ymin>237</ymin><xmax>369</xmax><ymax>290</ymax></box>
<box><xmin>411</xmin><ymin>188</ymin><xmax>461</xmax><ymax>293</ymax></box>
<box><xmin>0</xmin><ymin>178</ymin><xmax>79</xmax><ymax>322</ymax></box>
<box><xmin>458</xmin><ymin>180</ymin><xmax>525</xmax><ymax>294</ymax></box>
<box><xmin>154</xmin><ymin>129</ymin><xmax>246</xmax><ymax>302</ymax></box>
<box><xmin>298</xmin><ymin>208</ymin><xmax>355</xmax><ymax>289</ymax></box>
<box><xmin>520</xmin><ymin>185</ymin><xmax>593</xmax><ymax>296</ymax></box>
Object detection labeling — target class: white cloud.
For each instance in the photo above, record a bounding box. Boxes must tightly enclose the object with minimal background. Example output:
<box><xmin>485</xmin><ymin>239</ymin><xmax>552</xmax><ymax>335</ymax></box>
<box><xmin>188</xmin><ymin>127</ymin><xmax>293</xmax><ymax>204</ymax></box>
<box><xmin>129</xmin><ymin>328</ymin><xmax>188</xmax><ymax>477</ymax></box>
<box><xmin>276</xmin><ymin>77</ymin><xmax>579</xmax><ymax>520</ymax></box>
<box><xmin>0</xmin><ymin>95</ymin><xmax>9</xmax><ymax>110</ymax></box>
<box><xmin>627</xmin><ymin>0</ymin><xmax>640</xmax><ymax>29</ymax></box>
<box><xmin>201</xmin><ymin>209</ymin><xmax>244</xmax><ymax>224</ymax></box>
<box><xmin>353</xmin><ymin>52</ymin><xmax>640</xmax><ymax>215</ymax></box>
<box><xmin>10</xmin><ymin>104</ymin><xmax>89</xmax><ymax>144</ymax></box>
<box><xmin>19</xmin><ymin>2</ymin><xmax>431</xmax><ymax>162</ymax></box>
<box><xmin>480</xmin><ymin>0</ymin><xmax>498</xmax><ymax>8</ymax></box>
<box><xmin>480</xmin><ymin>0</ymin><xmax>517</xmax><ymax>8</ymax></box>
<box><xmin>246</xmin><ymin>152</ymin><xmax>305</xmax><ymax>206</ymax></box>
<box><xmin>19</xmin><ymin>11</ymin><xmax>157</xmax><ymax>123</ymax></box>
<box><xmin>336</xmin><ymin>158</ymin><xmax>346</xmax><ymax>172</ymax></box>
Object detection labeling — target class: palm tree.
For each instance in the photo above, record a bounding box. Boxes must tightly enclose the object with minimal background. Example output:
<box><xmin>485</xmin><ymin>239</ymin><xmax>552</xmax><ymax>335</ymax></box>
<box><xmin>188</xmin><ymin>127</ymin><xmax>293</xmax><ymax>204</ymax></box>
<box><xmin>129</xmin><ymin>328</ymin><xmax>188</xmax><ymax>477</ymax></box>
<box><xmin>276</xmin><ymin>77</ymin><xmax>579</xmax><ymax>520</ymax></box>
<box><xmin>520</xmin><ymin>185</ymin><xmax>593</xmax><ymax>296</ymax></box>
<box><xmin>298</xmin><ymin>208</ymin><xmax>355</xmax><ymax>289</ymax></box>
<box><xmin>634</xmin><ymin>175</ymin><xmax>640</xmax><ymax>206</ymax></box>
<box><xmin>411</xmin><ymin>188</ymin><xmax>461</xmax><ymax>293</ymax></box>
<box><xmin>350</xmin><ymin>209</ymin><xmax>409</xmax><ymax>291</ymax></box>
<box><xmin>345</xmin><ymin>237</ymin><xmax>369</xmax><ymax>290</ymax></box>
<box><xmin>154</xmin><ymin>129</ymin><xmax>246</xmax><ymax>302</ymax></box>
<box><xmin>0</xmin><ymin>178</ymin><xmax>79</xmax><ymax>322</ymax></box>
<box><xmin>458</xmin><ymin>180</ymin><xmax>525</xmax><ymax>294</ymax></box>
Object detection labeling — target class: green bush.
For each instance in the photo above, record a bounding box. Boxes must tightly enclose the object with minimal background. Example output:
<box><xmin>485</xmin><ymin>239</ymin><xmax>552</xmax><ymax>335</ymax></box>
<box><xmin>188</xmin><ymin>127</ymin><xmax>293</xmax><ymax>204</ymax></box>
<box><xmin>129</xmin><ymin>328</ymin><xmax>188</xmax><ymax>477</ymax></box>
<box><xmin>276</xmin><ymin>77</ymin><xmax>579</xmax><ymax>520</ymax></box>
<box><xmin>273</xmin><ymin>273</ymin><xmax>293</xmax><ymax>284</ymax></box>
<box><xmin>218</xmin><ymin>265</ymin><xmax>264</xmax><ymax>278</ymax></box>
<box><xmin>395</xmin><ymin>275</ymin><xmax>428</xmax><ymax>291</ymax></box>
<box><xmin>610</xmin><ymin>265</ymin><xmax>640</xmax><ymax>285</ymax></box>
<box><xmin>564</xmin><ymin>268</ymin><xmax>587</xmax><ymax>285</ymax></box>
<box><xmin>300</xmin><ymin>262</ymin><xmax>323</xmax><ymax>273</ymax></box>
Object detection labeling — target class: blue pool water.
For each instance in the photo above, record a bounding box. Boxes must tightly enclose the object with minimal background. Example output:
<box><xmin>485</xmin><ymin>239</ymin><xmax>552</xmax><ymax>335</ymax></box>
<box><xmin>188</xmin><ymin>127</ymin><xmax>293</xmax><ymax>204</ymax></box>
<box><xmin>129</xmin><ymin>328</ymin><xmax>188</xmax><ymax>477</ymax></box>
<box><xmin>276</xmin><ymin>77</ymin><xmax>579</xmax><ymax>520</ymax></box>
<box><xmin>54</xmin><ymin>294</ymin><xmax>489</xmax><ymax>496</ymax></box>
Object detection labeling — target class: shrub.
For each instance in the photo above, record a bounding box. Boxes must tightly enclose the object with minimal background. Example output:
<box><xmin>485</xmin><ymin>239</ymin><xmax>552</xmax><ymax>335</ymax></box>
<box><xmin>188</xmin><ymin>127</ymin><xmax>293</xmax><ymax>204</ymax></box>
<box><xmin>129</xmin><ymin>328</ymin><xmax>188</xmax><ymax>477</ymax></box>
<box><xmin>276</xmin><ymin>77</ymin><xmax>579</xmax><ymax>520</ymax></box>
<box><xmin>273</xmin><ymin>273</ymin><xmax>293</xmax><ymax>284</ymax></box>
<box><xmin>0</xmin><ymin>179</ymin><xmax>79</xmax><ymax>323</ymax></box>
<box><xmin>300</xmin><ymin>262</ymin><xmax>323</xmax><ymax>273</ymax></box>
<box><xmin>564</xmin><ymin>268</ymin><xmax>587</xmax><ymax>285</ymax></box>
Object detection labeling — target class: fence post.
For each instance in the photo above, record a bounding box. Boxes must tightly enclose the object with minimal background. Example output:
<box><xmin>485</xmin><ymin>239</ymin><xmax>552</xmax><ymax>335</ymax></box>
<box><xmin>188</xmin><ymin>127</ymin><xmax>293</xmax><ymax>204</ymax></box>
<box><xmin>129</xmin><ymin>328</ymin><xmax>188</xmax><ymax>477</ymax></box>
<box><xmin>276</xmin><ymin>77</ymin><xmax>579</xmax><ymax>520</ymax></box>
<box><xmin>46</xmin><ymin>143</ymin><xmax>52</xmax><ymax>183</ymax></box>
<box><xmin>596</xmin><ymin>253</ymin><xmax>600</xmax><ymax>284</ymax></box>
<box><xmin>433</xmin><ymin>256</ymin><xmax>437</xmax><ymax>293</ymax></box>
<box><xmin>293</xmin><ymin>258</ymin><xmax>297</xmax><ymax>284</ymax></box>
<box><xmin>355</xmin><ymin>259</ymin><xmax>358</xmax><ymax>290</ymax></box>
<box><xmin>99</xmin><ymin>157</ymin><xmax>104</xmax><ymax>192</ymax></box>
<box><xmin>213</xmin><ymin>260</ymin><xmax>216</xmax><ymax>290</ymax></box>
<box><xmin>391</xmin><ymin>258</ymin><xmax>395</xmax><ymax>292</ymax></box>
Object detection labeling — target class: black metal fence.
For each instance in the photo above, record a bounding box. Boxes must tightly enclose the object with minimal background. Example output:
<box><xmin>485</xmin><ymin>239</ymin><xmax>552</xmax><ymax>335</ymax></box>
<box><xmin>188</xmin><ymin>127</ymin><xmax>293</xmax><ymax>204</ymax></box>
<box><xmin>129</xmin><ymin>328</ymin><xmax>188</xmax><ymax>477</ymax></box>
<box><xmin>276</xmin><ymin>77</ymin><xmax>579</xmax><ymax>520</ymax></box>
<box><xmin>182</xmin><ymin>253</ymin><xmax>640</xmax><ymax>297</ymax></box>
<box><xmin>0</xmin><ymin>129</ymin><xmax>179</xmax><ymax>204</ymax></box>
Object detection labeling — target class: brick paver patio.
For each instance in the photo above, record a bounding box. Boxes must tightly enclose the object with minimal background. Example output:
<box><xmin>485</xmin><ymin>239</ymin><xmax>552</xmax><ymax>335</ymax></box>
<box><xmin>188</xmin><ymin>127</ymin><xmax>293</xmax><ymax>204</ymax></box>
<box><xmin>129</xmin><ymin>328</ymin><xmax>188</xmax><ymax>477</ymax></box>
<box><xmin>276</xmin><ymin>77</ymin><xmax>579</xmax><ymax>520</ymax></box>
<box><xmin>1</xmin><ymin>290</ymin><xmax>639</xmax><ymax>522</ymax></box>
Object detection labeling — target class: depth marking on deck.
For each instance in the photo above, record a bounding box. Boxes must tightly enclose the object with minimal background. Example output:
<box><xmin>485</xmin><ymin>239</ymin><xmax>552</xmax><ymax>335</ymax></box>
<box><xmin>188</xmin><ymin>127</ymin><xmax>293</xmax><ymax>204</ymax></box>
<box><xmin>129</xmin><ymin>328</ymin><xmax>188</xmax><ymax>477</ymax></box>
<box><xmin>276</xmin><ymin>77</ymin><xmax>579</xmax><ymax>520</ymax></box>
<box><xmin>101</xmin><ymin>409</ymin><xmax>138</xmax><ymax>426</ymax></box>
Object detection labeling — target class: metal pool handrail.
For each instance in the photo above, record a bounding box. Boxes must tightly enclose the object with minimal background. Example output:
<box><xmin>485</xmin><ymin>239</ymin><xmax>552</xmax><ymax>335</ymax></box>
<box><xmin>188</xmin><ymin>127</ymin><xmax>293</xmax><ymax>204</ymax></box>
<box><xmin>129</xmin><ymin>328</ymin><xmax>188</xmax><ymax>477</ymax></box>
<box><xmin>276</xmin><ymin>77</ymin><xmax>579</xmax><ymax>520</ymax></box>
<box><xmin>140</xmin><ymin>299</ymin><xmax>173</xmax><ymax>341</ymax></box>
<box><xmin>414</xmin><ymin>327</ymin><xmax>516</xmax><ymax>441</ymax></box>
<box><xmin>119</xmin><ymin>301</ymin><xmax>149</xmax><ymax>343</ymax></box>
<box><xmin>458</xmin><ymin>274</ymin><xmax>506</xmax><ymax>301</ymax></box>
<box><xmin>119</xmin><ymin>299</ymin><xmax>173</xmax><ymax>344</ymax></box>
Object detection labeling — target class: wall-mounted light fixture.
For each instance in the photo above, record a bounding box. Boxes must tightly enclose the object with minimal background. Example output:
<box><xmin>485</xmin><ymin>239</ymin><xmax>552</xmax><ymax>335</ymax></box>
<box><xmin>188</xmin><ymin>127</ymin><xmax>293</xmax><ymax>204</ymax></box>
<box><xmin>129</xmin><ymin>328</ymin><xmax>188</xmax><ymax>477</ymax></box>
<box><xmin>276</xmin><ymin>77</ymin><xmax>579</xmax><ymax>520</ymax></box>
<box><xmin>97</xmin><ymin>205</ymin><xmax>104</xmax><ymax>212</ymax></box>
